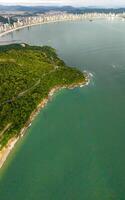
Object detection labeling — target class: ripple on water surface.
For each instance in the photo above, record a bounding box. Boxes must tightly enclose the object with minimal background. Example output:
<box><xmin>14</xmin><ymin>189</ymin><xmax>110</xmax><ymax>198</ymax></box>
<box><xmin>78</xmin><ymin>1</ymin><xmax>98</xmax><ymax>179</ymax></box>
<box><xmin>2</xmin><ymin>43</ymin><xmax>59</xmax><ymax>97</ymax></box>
<box><xmin>0</xmin><ymin>19</ymin><xmax>125</xmax><ymax>200</ymax></box>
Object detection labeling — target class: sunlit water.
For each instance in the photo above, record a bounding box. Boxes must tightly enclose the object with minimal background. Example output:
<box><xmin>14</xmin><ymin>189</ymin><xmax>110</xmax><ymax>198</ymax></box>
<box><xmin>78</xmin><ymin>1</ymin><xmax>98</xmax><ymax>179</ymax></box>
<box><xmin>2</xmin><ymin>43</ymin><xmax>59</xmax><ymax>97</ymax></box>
<box><xmin>0</xmin><ymin>19</ymin><xmax>125</xmax><ymax>200</ymax></box>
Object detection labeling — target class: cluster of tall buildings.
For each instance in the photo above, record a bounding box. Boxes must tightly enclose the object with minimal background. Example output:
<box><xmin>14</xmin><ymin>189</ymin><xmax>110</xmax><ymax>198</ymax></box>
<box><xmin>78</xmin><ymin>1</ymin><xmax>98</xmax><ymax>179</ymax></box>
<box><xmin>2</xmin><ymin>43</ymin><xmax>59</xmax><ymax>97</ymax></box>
<box><xmin>0</xmin><ymin>12</ymin><xmax>124</xmax><ymax>34</ymax></box>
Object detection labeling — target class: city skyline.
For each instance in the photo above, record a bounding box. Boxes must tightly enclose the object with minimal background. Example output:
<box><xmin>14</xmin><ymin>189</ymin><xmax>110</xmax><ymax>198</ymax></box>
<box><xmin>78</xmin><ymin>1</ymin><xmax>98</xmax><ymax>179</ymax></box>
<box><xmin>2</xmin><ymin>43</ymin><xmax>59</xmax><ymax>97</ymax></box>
<box><xmin>0</xmin><ymin>0</ymin><xmax>125</xmax><ymax>8</ymax></box>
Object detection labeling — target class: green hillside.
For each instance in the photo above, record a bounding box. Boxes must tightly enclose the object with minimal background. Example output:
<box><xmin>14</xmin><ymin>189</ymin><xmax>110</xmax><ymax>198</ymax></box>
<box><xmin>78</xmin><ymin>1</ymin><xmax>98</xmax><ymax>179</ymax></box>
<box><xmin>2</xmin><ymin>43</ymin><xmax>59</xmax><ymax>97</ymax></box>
<box><xmin>0</xmin><ymin>44</ymin><xmax>86</xmax><ymax>148</ymax></box>
<box><xmin>0</xmin><ymin>16</ymin><xmax>16</xmax><ymax>24</ymax></box>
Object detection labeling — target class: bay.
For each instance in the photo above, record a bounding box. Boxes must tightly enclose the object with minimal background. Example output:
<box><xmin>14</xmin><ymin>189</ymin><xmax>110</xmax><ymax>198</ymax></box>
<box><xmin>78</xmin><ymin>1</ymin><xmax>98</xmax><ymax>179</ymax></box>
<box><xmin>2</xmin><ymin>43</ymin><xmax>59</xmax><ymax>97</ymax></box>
<box><xmin>0</xmin><ymin>19</ymin><xmax>125</xmax><ymax>200</ymax></box>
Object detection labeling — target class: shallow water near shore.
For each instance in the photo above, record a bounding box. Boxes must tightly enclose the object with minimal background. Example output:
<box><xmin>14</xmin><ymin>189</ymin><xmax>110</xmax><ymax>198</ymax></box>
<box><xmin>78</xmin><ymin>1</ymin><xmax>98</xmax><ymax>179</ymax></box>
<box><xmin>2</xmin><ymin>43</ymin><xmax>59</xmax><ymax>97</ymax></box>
<box><xmin>0</xmin><ymin>19</ymin><xmax>125</xmax><ymax>199</ymax></box>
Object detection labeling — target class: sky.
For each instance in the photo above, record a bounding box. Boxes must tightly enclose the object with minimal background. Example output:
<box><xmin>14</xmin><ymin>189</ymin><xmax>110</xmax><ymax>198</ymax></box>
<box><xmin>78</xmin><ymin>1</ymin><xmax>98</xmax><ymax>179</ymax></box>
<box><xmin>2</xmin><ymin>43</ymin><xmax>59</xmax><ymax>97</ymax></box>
<box><xmin>0</xmin><ymin>0</ymin><xmax>125</xmax><ymax>7</ymax></box>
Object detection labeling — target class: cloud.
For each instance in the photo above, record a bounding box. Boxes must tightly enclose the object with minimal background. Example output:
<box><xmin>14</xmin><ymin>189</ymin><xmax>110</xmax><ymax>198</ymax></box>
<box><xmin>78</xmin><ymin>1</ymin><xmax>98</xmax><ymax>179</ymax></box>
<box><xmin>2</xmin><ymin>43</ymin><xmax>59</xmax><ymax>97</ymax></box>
<box><xmin>0</xmin><ymin>0</ymin><xmax>125</xmax><ymax>7</ymax></box>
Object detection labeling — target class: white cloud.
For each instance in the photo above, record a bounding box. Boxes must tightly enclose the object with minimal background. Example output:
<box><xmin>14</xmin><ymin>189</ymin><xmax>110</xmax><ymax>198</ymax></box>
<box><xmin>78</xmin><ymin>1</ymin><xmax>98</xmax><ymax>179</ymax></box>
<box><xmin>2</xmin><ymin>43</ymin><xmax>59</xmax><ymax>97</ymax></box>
<box><xmin>0</xmin><ymin>0</ymin><xmax>125</xmax><ymax>7</ymax></box>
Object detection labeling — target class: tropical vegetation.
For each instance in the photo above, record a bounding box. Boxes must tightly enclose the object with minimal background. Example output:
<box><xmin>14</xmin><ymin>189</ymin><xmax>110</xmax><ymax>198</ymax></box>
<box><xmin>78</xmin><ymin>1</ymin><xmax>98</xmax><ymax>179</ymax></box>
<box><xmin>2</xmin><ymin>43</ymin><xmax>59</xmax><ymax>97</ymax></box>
<box><xmin>0</xmin><ymin>43</ymin><xmax>85</xmax><ymax>149</ymax></box>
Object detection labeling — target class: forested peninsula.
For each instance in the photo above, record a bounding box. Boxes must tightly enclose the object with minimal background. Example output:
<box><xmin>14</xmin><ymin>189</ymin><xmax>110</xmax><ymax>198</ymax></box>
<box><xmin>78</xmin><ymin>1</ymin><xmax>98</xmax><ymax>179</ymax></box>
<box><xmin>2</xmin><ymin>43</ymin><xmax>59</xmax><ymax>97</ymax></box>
<box><xmin>0</xmin><ymin>43</ymin><xmax>86</xmax><ymax>159</ymax></box>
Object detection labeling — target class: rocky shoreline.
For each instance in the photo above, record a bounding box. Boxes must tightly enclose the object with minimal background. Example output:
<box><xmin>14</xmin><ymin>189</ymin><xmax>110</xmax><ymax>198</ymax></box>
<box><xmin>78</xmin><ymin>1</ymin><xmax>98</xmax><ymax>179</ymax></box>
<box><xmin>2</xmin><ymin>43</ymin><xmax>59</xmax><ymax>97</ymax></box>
<box><xmin>0</xmin><ymin>78</ymin><xmax>89</xmax><ymax>169</ymax></box>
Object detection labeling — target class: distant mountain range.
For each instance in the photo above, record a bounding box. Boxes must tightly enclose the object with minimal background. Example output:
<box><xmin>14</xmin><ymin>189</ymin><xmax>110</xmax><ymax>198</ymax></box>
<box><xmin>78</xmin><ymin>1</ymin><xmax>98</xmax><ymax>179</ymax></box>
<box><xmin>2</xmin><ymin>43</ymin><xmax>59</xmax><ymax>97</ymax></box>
<box><xmin>0</xmin><ymin>5</ymin><xmax>125</xmax><ymax>14</ymax></box>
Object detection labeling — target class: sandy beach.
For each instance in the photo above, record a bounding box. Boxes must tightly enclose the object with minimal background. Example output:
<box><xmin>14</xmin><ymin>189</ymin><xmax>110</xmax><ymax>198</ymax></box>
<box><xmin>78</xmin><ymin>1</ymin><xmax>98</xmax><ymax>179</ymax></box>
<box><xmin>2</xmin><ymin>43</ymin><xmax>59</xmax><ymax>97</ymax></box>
<box><xmin>0</xmin><ymin>16</ymin><xmax>109</xmax><ymax>39</ymax></box>
<box><xmin>0</xmin><ymin>80</ymin><xmax>88</xmax><ymax>169</ymax></box>
<box><xmin>0</xmin><ymin>19</ymin><xmax>76</xmax><ymax>38</ymax></box>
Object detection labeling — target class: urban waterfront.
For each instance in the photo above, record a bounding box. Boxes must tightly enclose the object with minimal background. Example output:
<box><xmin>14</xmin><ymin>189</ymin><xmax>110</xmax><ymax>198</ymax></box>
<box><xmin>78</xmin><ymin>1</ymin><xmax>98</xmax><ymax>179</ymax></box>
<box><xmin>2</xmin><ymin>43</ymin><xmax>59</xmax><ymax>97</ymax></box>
<box><xmin>0</xmin><ymin>19</ymin><xmax>125</xmax><ymax>199</ymax></box>
<box><xmin>0</xmin><ymin>12</ymin><xmax>125</xmax><ymax>37</ymax></box>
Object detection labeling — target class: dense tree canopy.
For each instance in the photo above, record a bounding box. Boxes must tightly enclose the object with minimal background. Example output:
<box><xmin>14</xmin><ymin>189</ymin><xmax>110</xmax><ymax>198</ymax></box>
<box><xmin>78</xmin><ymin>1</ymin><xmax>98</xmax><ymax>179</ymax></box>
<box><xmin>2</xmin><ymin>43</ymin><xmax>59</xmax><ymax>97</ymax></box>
<box><xmin>0</xmin><ymin>43</ymin><xmax>85</xmax><ymax>149</ymax></box>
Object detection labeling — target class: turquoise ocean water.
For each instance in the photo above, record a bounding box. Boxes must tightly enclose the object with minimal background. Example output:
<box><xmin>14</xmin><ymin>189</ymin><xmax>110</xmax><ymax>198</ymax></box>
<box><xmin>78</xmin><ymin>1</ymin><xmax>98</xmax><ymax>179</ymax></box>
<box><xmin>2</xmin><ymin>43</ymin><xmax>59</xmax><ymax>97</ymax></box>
<box><xmin>0</xmin><ymin>19</ymin><xmax>125</xmax><ymax>199</ymax></box>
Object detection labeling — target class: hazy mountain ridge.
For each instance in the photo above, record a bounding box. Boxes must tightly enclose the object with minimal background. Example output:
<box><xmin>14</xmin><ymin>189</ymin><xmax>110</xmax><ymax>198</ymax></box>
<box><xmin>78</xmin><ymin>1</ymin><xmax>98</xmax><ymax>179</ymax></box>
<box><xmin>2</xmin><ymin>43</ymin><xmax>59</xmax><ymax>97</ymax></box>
<box><xmin>0</xmin><ymin>5</ymin><xmax>125</xmax><ymax>14</ymax></box>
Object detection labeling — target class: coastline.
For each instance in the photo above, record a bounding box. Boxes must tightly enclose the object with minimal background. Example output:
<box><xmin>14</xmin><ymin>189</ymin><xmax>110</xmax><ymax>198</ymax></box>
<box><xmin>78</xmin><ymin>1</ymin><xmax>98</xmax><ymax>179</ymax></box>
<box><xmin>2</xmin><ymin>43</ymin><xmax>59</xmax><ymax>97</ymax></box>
<box><xmin>0</xmin><ymin>16</ymin><xmax>114</xmax><ymax>39</ymax></box>
<box><xmin>0</xmin><ymin>78</ymin><xmax>89</xmax><ymax>169</ymax></box>
<box><xmin>0</xmin><ymin>18</ymin><xmax>84</xmax><ymax>38</ymax></box>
